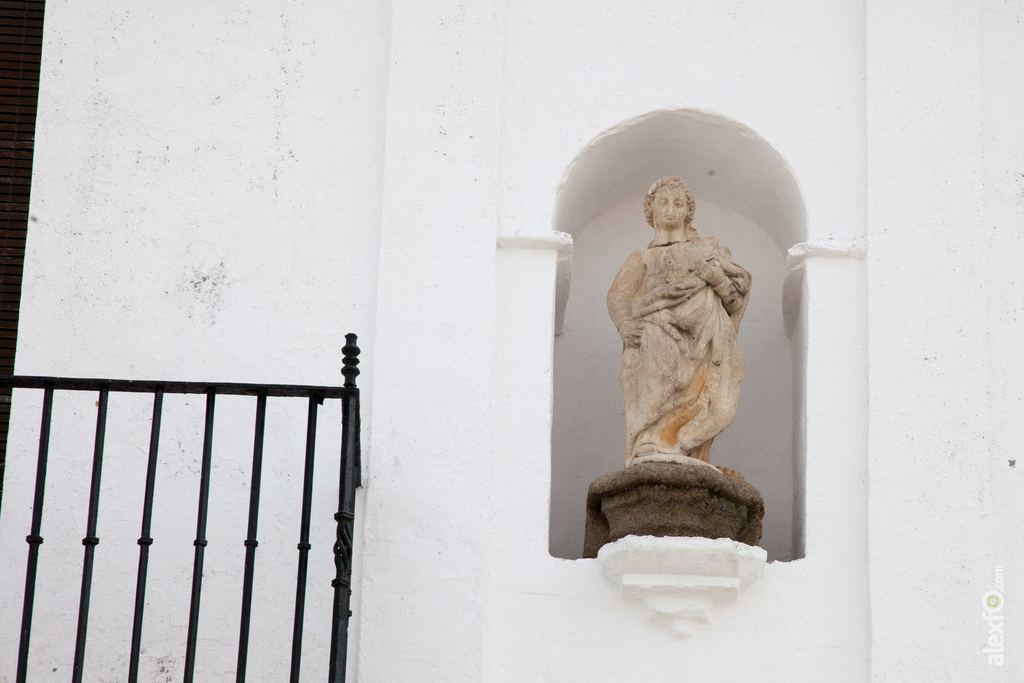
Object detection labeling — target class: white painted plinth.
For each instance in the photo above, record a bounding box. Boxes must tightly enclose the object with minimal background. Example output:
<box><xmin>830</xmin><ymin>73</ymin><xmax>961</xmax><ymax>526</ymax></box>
<box><xmin>596</xmin><ymin>535</ymin><xmax>767</xmax><ymax>639</ymax></box>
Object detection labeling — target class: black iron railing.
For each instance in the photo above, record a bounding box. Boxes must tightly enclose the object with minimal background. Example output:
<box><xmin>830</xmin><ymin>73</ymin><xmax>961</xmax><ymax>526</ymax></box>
<box><xmin>3</xmin><ymin>333</ymin><xmax>362</xmax><ymax>683</ymax></box>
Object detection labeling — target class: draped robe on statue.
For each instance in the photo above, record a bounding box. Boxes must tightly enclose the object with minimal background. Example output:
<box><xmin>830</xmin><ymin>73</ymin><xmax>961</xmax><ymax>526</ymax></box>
<box><xmin>607</xmin><ymin>236</ymin><xmax>751</xmax><ymax>468</ymax></box>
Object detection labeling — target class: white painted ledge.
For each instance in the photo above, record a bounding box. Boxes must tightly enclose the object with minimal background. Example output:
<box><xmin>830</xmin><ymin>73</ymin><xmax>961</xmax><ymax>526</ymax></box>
<box><xmin>597</xmin><ymin>535</ymin><xmax>767</xmax><ymax>639</ymax></box>
<box><xmin>786</xmin><ymin>238</ymin><xmax>865</xmax><ymax>270</ymax></box>
<box><xmin>496</xmin><ymin>230</ymin><xmax>573</xmax><ymax>251</ymax></box>
<box><xmin>496</xmin><ymin>231</ymin><xmax>574</xmax><ymax>335</ymax></box>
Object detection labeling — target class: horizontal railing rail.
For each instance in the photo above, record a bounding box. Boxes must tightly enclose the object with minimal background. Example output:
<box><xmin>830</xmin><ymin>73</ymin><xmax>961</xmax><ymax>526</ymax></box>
<box><xmin>3</xmin><ymin>333</ymin><xmax>362</xmax><ymax>683</ymax></box>
<box><xmin>0</xmin><ymin>376</ymin><xmax>351</xmax><ymax>398</ymax></box>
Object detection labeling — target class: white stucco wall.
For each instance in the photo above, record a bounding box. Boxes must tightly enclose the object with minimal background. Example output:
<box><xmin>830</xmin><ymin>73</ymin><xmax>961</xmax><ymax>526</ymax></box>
<box><xmin>0</xmin><ymin>0</ymin><xmax>1021</xmax><ymax>681</ymax></box>
<box><xmin>866</xmin><ymin>0</ymin><xmax>1024</xmax><ymax>679</ymax></box>
<box><xmin>0</xmin><ymin>1</ymin><xmax>390</xmax><ymax>680</ymax></box>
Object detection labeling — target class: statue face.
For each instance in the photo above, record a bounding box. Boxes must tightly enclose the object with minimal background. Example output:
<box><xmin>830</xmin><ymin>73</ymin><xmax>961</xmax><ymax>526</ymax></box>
<box><xmin>651</xmin><ymin>185</ymin><xmax>688</xmax><ymax>231</ymax></box>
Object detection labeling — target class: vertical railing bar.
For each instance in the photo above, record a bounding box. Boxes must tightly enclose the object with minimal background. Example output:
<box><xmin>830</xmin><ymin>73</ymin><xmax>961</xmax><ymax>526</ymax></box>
<box><xmin>15</xmin><ymin>386</ymin><xmax>54</xmax><ymax>683</ymax></box>
<box><xmin>183</xmin><ymin>391</ymin><xmax>216</xmax><ymax>683</ymax></box>
<box><xmin>329</xmin><ymin>334</ymin><xmax>361</xmax><ymax>683</ymax></box>
<box><xmin>235</xmin><ymin>392</ymin><xmax>267</xmax><ymax>683</ymax></box>
<box><xmin>72</xmin><ymin>387</ymin><xmax>109</xmax><ymax>683</ymax></box>
<box><xmin>289</xmin><ymin>394</ymin><xmax>320</xmax><ymax>683</ymax></box>
<box><xmin>128</xmin><ymin>390</ymin><xmax>164</xmax><ymax>683</ymax></box>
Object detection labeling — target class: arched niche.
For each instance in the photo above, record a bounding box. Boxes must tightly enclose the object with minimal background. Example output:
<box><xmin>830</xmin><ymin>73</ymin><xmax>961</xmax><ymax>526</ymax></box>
<box><xmin>549</xmin><ymin>109</ymin><xmax>807</xmax><ymax>562</ymax></box>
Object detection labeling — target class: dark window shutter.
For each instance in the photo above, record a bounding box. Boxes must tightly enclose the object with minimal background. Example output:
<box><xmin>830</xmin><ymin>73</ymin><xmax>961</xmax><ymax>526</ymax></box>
<box><xmin>0</xmin><ymin>0</ymin><xmax>44</xmax><ymax>502</ymax></box>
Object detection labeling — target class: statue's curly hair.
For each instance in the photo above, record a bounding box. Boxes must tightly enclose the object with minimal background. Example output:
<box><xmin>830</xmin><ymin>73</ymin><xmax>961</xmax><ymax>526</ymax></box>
<box><xmin>643</xmin><ymin>176</ymin><xmax>695</xmax><ymax>228</ymax></box>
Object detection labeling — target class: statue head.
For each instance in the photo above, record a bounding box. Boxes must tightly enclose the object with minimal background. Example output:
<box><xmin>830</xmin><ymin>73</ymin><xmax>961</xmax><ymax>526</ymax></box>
<box><xmin>643</xmin><ymin>176</ymin><xmax>696</xmax><ymax>229</ymax></box>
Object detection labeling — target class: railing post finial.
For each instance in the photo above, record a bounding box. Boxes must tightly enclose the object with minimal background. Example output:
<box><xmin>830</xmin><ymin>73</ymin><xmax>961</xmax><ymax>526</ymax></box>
<box><xmin>341</xmin><ymin>334</ymin><xmax>360</xmax><ymax>388</ymax></box>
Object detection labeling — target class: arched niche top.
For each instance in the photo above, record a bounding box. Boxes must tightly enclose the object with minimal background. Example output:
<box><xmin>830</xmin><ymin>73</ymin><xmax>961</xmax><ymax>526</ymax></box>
<box><xmin>553</xmin><ymin>109</ymin><xmax>807</xmax><ymax>255</ymax></box>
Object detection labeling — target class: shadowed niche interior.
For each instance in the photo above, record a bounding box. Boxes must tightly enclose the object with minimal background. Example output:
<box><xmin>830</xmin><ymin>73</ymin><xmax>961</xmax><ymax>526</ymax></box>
<box><xmin>549</xmin><ymin>109</ymin><xmax>807</xmax><ymax>562</ymax></box>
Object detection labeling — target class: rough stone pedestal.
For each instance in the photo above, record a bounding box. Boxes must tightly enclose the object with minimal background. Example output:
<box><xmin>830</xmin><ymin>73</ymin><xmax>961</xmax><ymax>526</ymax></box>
<box><xmin>584</xmin><ymin>460</ymin><xmax>764</xmax><ymax>559</ymax></box>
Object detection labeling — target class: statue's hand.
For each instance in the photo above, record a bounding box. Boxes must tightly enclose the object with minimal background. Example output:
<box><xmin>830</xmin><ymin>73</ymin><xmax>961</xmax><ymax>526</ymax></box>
<box><xmin>670</xmin><ymin>278</ymin><xmax>704</xmax><ymax>296</ymax></box>
<box><xmin>694</xmin><ymin>256</ymin><xmax>727</xmax><ymax>287</ymax></box>
<box><xmin>641</xmin><ymin>279</ymin><xmax>700</xmax><ymax>306</ymax></box>
<box><xmin>618</xmin><ymin>320</ymin><xmax>644</xmax><ymax>347</ymax></box>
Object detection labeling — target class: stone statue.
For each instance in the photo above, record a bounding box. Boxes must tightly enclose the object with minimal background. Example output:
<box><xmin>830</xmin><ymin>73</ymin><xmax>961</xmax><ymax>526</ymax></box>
<box><xmin>583</xmin><ymin>177</ymin><xmax>763</xmax><ymax>558</ymax></box>
<box><xmin>607</xmin><ymin>177</ymin><xmax>751</xmax><ymax>469</ymax></box>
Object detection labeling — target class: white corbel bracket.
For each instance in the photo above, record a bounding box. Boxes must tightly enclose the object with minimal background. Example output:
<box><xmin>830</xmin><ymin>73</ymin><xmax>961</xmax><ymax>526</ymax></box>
<box><xmin>597</xmin><ymin>535</ymin><xmax>767</xmax><ymax>639</ymax></box>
